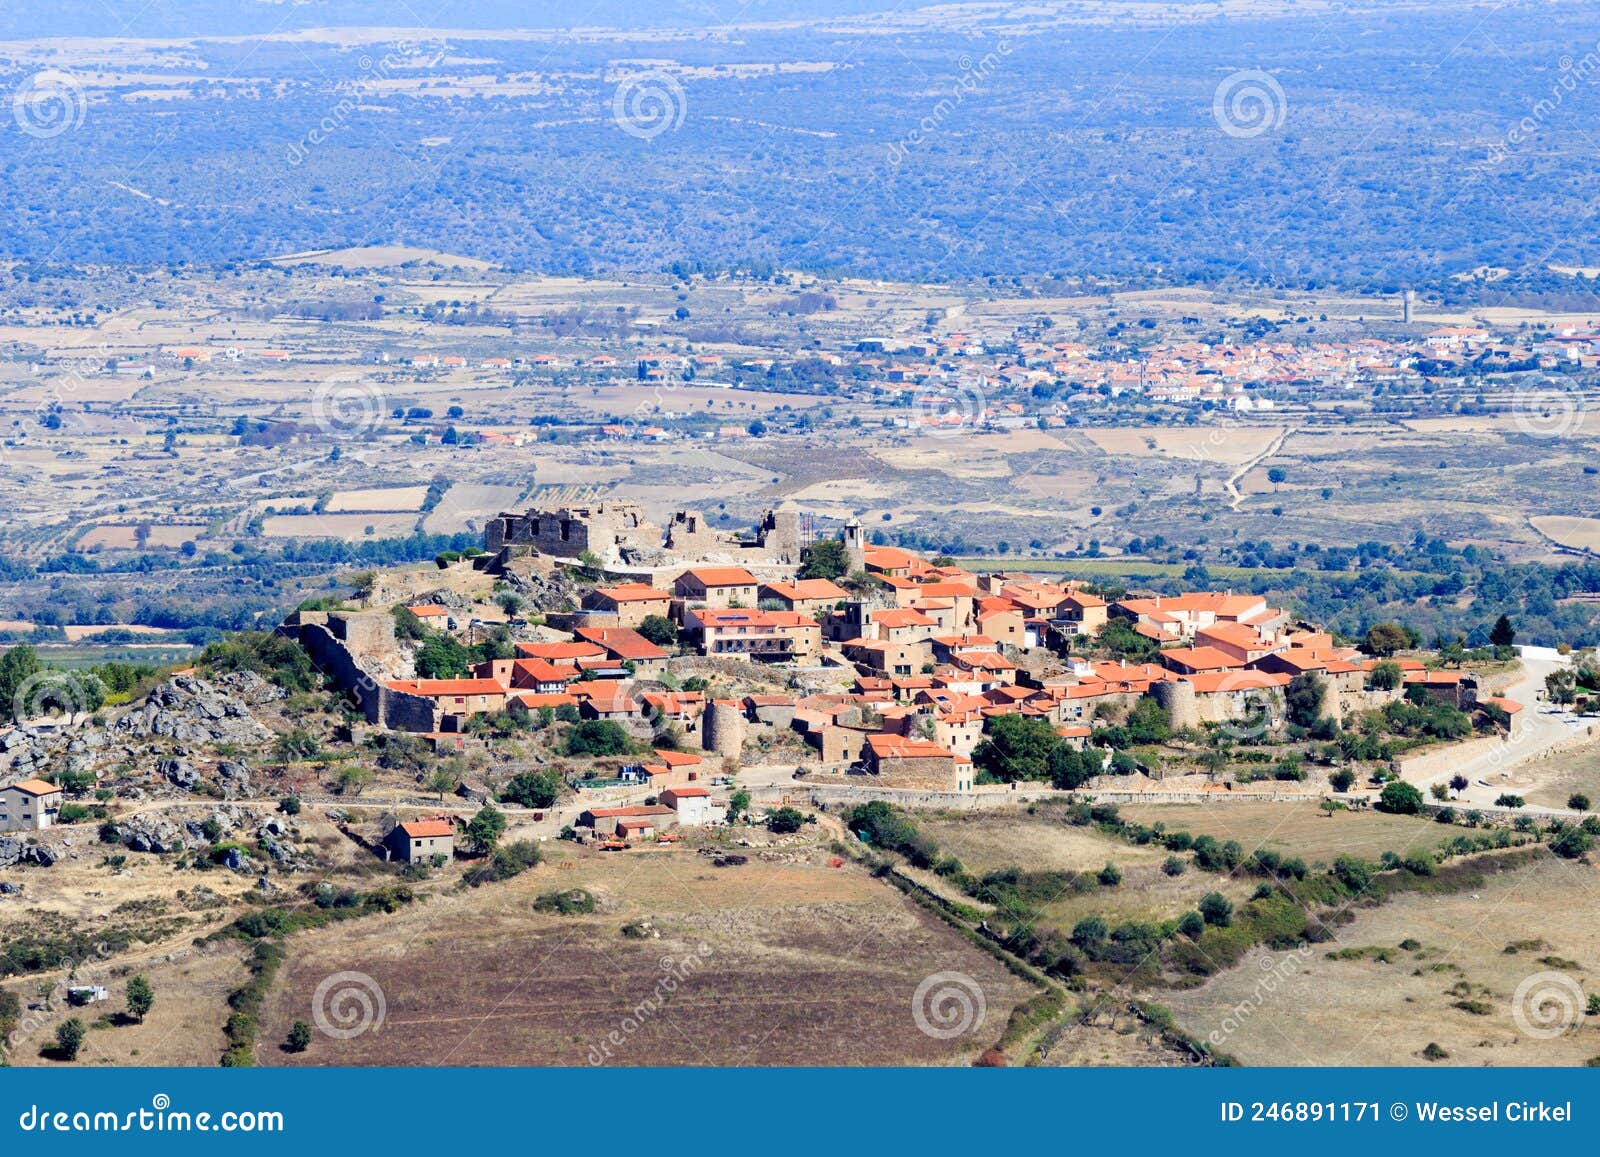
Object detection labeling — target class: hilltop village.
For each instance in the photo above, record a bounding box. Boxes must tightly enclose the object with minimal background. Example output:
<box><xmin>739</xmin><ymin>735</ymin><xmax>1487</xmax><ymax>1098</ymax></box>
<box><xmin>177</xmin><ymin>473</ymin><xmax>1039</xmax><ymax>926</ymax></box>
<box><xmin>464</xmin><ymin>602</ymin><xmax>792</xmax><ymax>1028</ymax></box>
<box><xmin>261</xmin><ymin>496</ymin><xmax>1528</xmax><ymax>847</ymax></box>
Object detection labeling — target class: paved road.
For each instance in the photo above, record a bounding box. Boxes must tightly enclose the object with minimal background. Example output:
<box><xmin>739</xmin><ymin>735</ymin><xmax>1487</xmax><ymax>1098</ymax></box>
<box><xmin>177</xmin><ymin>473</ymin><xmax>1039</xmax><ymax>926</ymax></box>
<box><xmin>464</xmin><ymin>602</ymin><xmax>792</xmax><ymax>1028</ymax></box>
<box><xmin>1397</xmin><ymin>649</ymin><xmax>1597</xmax><ymax>814</ymax></box>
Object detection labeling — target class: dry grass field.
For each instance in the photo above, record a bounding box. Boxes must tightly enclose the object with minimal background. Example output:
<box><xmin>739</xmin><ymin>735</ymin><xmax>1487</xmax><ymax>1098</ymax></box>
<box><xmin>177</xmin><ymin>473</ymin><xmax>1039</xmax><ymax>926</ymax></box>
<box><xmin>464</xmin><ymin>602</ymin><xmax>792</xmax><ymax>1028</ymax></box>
<box><xmin>1532</xmin><ymin>515</ymin><xmax>1600</xmax><ymax>552</ymax></box>
<box><xmin>258</xmin><ymin>842</ymin><xmax>1036</xmax><ymax>1066</ymax></box>
<box><xmin>78</xmin><ymin>524</ymin><xmax>205</xmax><ymax>550</ymax></box>
<box><xmin>1165</xmin><ymin>854</ymin><xmax>1600</xmax><ymax>1066</ymax></box>
<box><xmin>1118</xmin><ymin>800</ymin><xmax>1451</xmax><ymax>864</ymax></box>
<box><xmin>1083</xmin><ymin>426</ymin><xmax>1284</xmax><ymax>465</ymax></box>
<box><xmin>259</xmin><ymin>513</ymin><xmax>420</xmax><ymax>539</ymax></box>
<box><xmin>915</xmin><ymin>808</ymin><xmax>1258</xmax><ymax>929</ymax></box>
<box><xmin>325</xmin><ymin>487</ymin><xmax>431</xmax><ymax>513</ymax></box>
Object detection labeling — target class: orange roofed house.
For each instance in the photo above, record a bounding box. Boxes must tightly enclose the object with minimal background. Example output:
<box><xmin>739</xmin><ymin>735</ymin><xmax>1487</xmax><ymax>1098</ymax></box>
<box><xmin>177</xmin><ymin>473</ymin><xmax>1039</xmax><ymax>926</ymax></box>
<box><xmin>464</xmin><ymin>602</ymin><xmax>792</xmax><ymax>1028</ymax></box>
<box><xmin>674</xmin><ymin>567</ymin><xmax>759</xmax><ymax>610</ymax></box>
<box><xmin>381</xmin><ymin>678</ymin><xmax>508</xmax><ymax>732</ymax></box>
<box><xmin>582</xmin><ymin>583</ymin><xmax>673</xmax><ymax>627</ymax></box>
<box><xmin>682</xmin><ymin>607</ymin><xmax>821</xmax><ymax>661</ymax></box>
<box><xmin>385</xmin><ymin>817</ymin><xmax>455</xmax><ymax>863</ymax></box>
<box><xmin>862</xmin><ymin>734</ymin><xmax>971</xmax><ymax>792</ymax></box>
<box><xmin>0</xmin><ymin>778</ymin><xmax>63</xmax><ymax>833</ymax></box>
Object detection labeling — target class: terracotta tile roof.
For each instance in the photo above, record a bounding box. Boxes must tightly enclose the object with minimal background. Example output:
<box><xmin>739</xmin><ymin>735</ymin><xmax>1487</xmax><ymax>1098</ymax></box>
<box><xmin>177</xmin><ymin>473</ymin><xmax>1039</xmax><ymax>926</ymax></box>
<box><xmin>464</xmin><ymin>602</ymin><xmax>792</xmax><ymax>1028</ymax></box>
<box><xmin>7</xmin><ymin>778</ymin><xmax>59</xmax><ymax>796</ymax></box>
<box><xmin>654</xmin><ymin>748</ymin><xmax>702</xmax><ymax>766</ymax></box>
<box><xmin>587</xmin><ymin>804</ymin><xmax>674</xmax><ymax>819</ymax></box>
<box><xmin>763</xmin><ymin>578</ymin><xmax>848</xmax><ymax>602</ymax></box>
<box><xmin>386</xmin><ymin>678</ymin><xmax>506</xmax><ymax>696</ymax></box>
<box><xmin>682</xmin><ymin>566</ymin><xmax>757</xmax><ymax>587</ymax></box>
<box><xmin>874</xmin><ymin>607</ymin><xmax>936</xmax><ymax>629</ymax></box>
<box><xmin>576</xmin><ymin>625</ymin><xmax>668</xmax><ymax>661</ymax></box>
<box><xmin>398</xmin><ymin>819</ymin><xmax>454</xmax><ymax>839</ymax></box>
<box><xmin>517</xmin><ymin>640</ymin><xmax>606</xmax><ymax>661</ymax></box>
<box><xmin>593</xmin><ymin>583</ymin><xmax>672</xmax><ymax>603</ymax></box>
<box><xmin>866</xmin><ymin>734</ymin><xmax>955</xmax><ymax>759</ymax></box>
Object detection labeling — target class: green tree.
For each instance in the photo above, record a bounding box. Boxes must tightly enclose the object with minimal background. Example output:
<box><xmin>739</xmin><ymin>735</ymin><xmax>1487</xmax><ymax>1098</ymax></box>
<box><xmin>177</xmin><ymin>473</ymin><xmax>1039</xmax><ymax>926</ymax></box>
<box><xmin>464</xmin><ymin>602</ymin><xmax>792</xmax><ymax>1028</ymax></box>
<box><xmin>636</xmin><ymin>615</ymin><xmax>678</xmax><ymax>646</ymax></box>
<box><xmin>766</xmin><ymin>806</ymin><xmax>804</xmax><ymax>834</ymax></box>
<box><xmin>500</xmin><ymin>769</ymin><xmax>561</xmax><ymax>809</ymax></box>
<box><xmin>286</xmin><ymin>1021</ymin><xmax>313</xmax><ymax>1053</ymax></box>
<box><xmin>1547</xmin><ymin>667</ymin><xmax>1577</xmax><ymax>705</ymax></box>
<box><xmin>1071</xmin><ymin>916</ymin><xmax>1108</xmax><ymax>948</ymax></box>
<box><xmin>1178</xmin><ymin>911</ymin><xmax>1205</xmax><ymax>939</ymax></box>
<box><xmin>1363</xmin><ymin>622</ymin><xmax>1413</xmax><ymax>657</ymax></box>
<box><xmin>1489</xmin><ymin>614</ymin><xmax>1516</xmax><ymax>648</ymax></box>
<box><xmin>1199</xmin><ymin>892</ymin><xmax>1233</xmax><ymax>927</ymax></box>
<box><xmin>1333</xmin><ymin>855</ymin><xmax>1373</xmax><ymax>893</ymax></box>
<box><xmin>1285</xmin><ymin>672</ymin><xmax>1328</xmax><ymax>728</ymax></box>
<box><xmin>972</xmin><ymin>714</ymin><xmax>1060</xmax><ymax>783</ymax></box>
<box><xmin>0</xmin><ymin>644</ymin><xmax>41</xmax><ymax>707</ymax></box>
<box><xmin>1329</xmin><ymin>768</ymin><xmax>1357</xmax><ymax>793</ymax></box>
<box><xmin>1368</xmin><ymin>660</ymin><xmax>1403</xmax><ymax>691</ymax></box>
<box><xmin>424</xmin><ymin>768</ymin><xmax>459</xmax><ymax>801</ymax></box>
<box><xmin>1048</xmin><ymin>744</ymin><xmax>1095</xmax><ymax>790</ymax></box>
<box><xmin>1549</xmin><ymin>826</ymin><xmax>1593</xmax><ymax>860</ymax></box>
<box><xmin>564</xmin><ymin>720</ymin><xmax>631</xmax><ymax>757</ymax></box>
<box><xmin>727</xmin><ymin>788</ymin><xmax>751</xmax><ymax>820</ymax></box>
<box><xmin>125</xmin><ymin>975</ymin><xmax>153</xmax><ymax>1023</ymax></box>
<box><xmin>1125</xmin><ymin>696</ymin><xmax>1171</xmax><ymax>743</ymax></box>
<box><xmin>55</xmin><ymin>1018</ymin><xmax>86</xmax><ymax>1061</ymax></box>
<box><xmin>1569</xmin><ymin>793</ymin><xmax>1591</xmax><ymax>812</ymax></box>
<box><xmin>415</xmin><ymin>635</ymin><xmax>472</xmax><ymax>679</ymax></box>
<box><xmin>799</xmin><ymin>537</ymin><xmax>849</xmax><ymax>580</ymax></box>
<box><xmin>463</xmin><ymin>803</ymin><xmax>507</xmax><ymax>855</ymax></box>
<box><xmin>1376</xmin><ymin>781</ymin><xmax>1424</xmax><ymax>815</ymax></box>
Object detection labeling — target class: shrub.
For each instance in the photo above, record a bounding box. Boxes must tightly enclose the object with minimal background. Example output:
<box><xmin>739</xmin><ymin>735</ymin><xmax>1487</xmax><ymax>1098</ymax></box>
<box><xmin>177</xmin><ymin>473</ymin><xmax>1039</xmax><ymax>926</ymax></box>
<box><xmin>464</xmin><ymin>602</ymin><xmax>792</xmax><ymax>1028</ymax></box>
<box><xmin>1376</xmin><ymin>781</ymin><xmax>1423</xmax><ymax>815</ymax></box>
<box><xmin>766</xmin><ymin>806</ymin><xmax>805</xmax><ymax>834</ymax></box>
<box><xmin>532</xmin><ymin>888</ymin><xmax>596</xmax><ymax>915</ymax></box>
<box><xmin>499</xmin><ymin>769</ymin><xmax>561</xmax><ymax>809</ymax></box>
<box><xmin>286</xmin><ymin>1021</ymin><xmax>312</xmax><ymax>1053</ymax></box>
<box><xmin>464</xmin><ymin>841</ymin><xmax>543</xmax><ymax>886</ymax></box>
<box><xmin>1495</xmin><ymin>793</ymin><xmax>1526</xmax><ymax>809</ymax></box>
<box><xmin>54</xmin><ymin>1018</ymin><xmax>86</xmax><ymax>1061</ymax></box>
<box><xmin>1199</xmin><ymin>892</ymin><xmax>1233</xmax><ymax>927</ymax></box>
<box><xmin>564</xmin><ymin>720</ymin><xmax>632</xmax><ymax>757</ymax></box>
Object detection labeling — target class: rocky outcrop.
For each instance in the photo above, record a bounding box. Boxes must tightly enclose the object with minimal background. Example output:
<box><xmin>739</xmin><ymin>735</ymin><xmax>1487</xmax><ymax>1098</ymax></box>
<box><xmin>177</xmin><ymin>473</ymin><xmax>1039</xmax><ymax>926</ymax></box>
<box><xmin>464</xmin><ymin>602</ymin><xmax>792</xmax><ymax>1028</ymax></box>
<box><xmin>112</xmin><ymin>673</ymin><xmax>278</xmax><ymax>746</ymax></box>
<box><xmin>159</xmin><ymin>758</ymin><xmax>201</xmax><ymax>790</ymax></box>
<box><xmin>0</xmin><ymin>719</ymin><xmax>108</xmax><ymax>777</ymax></box>
<box><xmin>115</xmin><ymin>804</ymin><xmax>314</xmax><ymax>872</ymax></box>
<box><xmin>0</xmin><ymin>837</ymin><xmax>61</xmax><ymax>867</ymax></box>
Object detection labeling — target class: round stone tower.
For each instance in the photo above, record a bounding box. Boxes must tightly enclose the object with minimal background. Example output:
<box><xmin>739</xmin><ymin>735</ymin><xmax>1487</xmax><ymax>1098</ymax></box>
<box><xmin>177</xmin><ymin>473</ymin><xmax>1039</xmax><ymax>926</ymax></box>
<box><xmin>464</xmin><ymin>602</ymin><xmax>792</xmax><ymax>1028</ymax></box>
<box><xmin>701</xmin><ymin>699</ymin><xmax>746</xmax><ymax>760</ymax></box>
<box><xmin>1153</xmin><ymin>679</ymin><xmax>1200</xmax><ymax>732</ymax></box>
